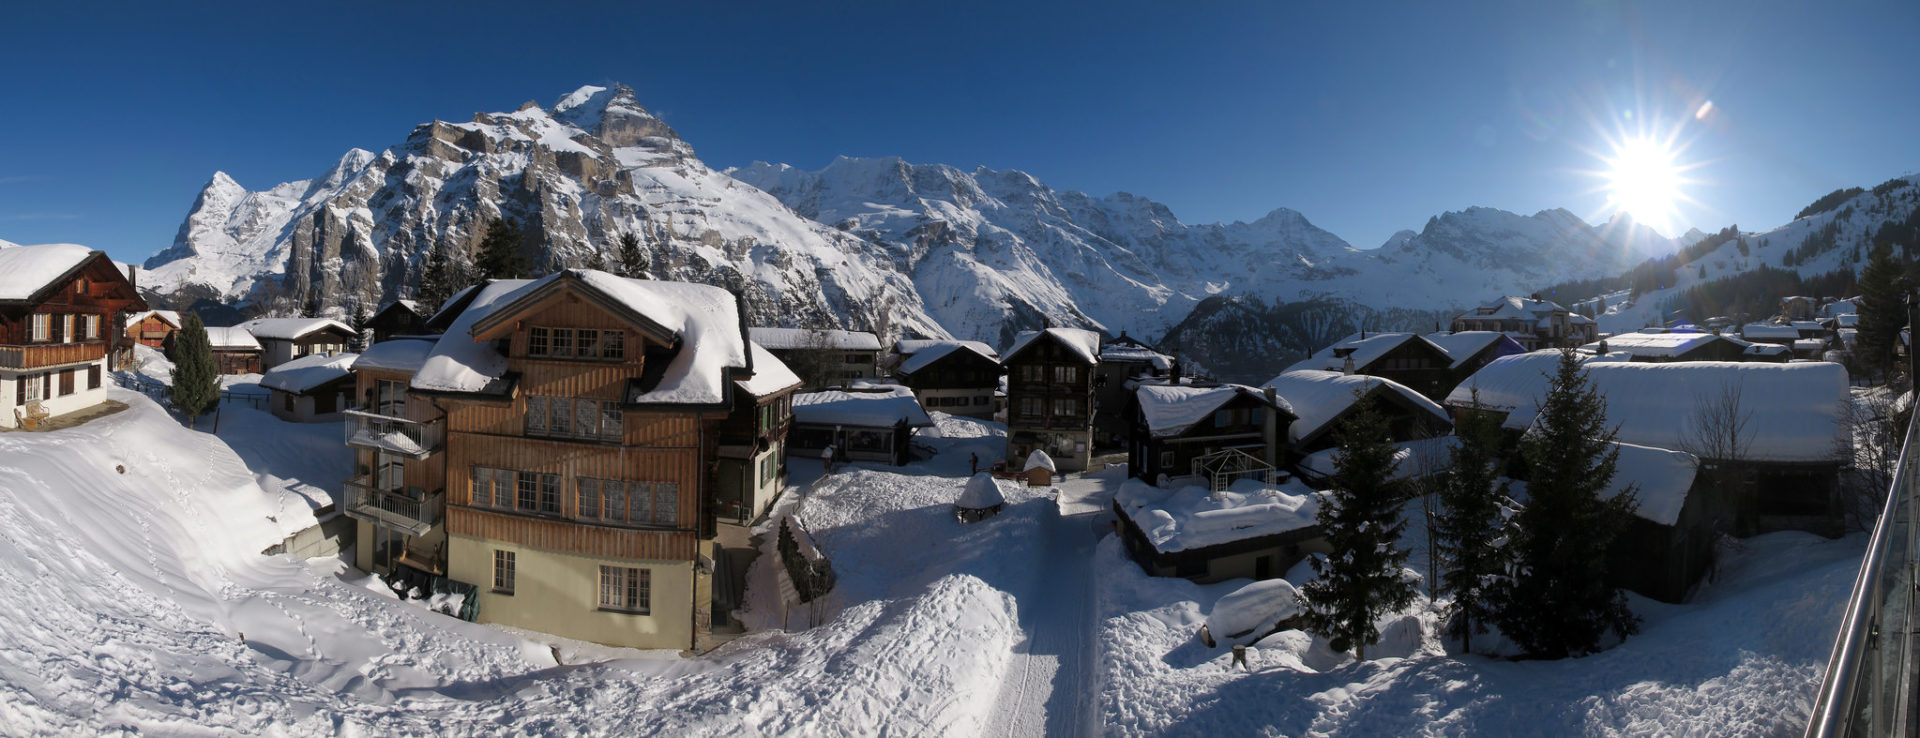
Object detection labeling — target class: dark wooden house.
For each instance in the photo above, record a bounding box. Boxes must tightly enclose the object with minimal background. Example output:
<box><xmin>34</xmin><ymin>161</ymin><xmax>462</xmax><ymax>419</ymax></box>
<box><xmin>1095</xmin><ymin>332</ymin><xmax>1173</xmax><ymax>449</ymax></box>
<box><xmin>124</xmin><ymin>309</ymin><xmax>181</xmax><ymax>349</ymax></box>
<box><xmin>0</xmin><ymin>245</ymin><xmax>146</xmax><ymax>428</ymax></box>
<box><xmin>366</xmin><ymin>300</ymin><xmax>428</xmax><ymax>343</ymax></box>
<box><xmin>1002</xmin><ymin>327</ymin><xmax>1102</xmax><ymax>473</ymax></box>
<box><xmin>204</xmin><ymin>326</ymin><xmax>264</xmax><ymax>375</ymax></box>
<box><xmin>893</xmin><ymin>340</ymin><xmax>1001</xmax><ymax>421</ymax></box>
<box><xmin>1285</xmin><ymin>332</ymin><xmax>1457</xmax><ymax>401</ymax></box>
<box><xmin>1264</xmin><ymin>370</ymin><xmax>1452</xmax><ymax>457</ymax></box>
<box><xmin>1126</xmin><ymin>383</ymin><xmax>1292</xmax><ymax>484</ymax></box>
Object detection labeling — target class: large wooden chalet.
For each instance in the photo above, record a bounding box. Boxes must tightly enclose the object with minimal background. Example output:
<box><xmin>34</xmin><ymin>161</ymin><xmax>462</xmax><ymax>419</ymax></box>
<box><xmin>1286</xmin><ymin>332</ymin><xmax>1456</xmax><ymax>401</ymax></box>
<box><xmin>125</xmin><ymin>309</ymin><xmax>182</xmax><ymax>349</ymax></box>
<box><xmin>1003</xmin><ymin>327</ymin><xmax>1102</xmax><ymax>473</ymax></box>
<box><xmin>347</xmin><ymin>270</ymin><xmax>797</xmax><ymax>651</ymax></box>
<box><xmin>0</xmin><ymin>244</ymin><xmax>146</xmax><ymax>429</ymax></box>
<box><xmin>1126</xmin><ymin>382</ymin><xmax>1292</xmax><ymax>485</ymax></box>
<box><xmin>892</xmin><ymin>339</ymin><xmax>1000</xmax><ymax>421</ymax></box>
<box><xmin>1451</xmin><ymin>295</ymin><xmax>1597</xmax><ymax>351</ymax></box>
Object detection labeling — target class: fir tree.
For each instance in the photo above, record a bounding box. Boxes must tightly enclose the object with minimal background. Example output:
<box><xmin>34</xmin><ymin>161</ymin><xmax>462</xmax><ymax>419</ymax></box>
<box><xmin>169</xmin><ymin>314</ymin><xmax>220</xmax><ymax>428</ymax></box>
<box><xmin>1302</xmin><ymin>392</ymin><xmax>1417</xmax><ymax>660</ymax></box>
<box><xmin>1494</xmin><ymin>349</ymin><xmax>1641</xmax><ymax>659</ymax></box>
<box><xmin>1855</xmin><ymin>242</ymin><xmax>1905</xmax><ymax>380</ymax></box>
<box><xmin>475</xmin><ymin>218</ymin><xmax>531</xmax><ymax>279</ymax></box>
<box><xmin>617</xmin><ymin>231</ymin><xmax>650</xmax><ymax>279</ymax></box>
<box><xmin>350</xmin><ymin>301</ymin><xmax>371</xmax><ymax>351</ymax></box>
<box><xmin>417</xmin><ymin>240</ymin><xmax>454</xmax><ymax>314</ymax></box>
<box><xmin>583</xmin><ymin>248</ymin><xmax>608</xmax><ymax>272</ymax></box>
<box><xmin>1433</xmin><ymin>389</ymin><xmax>1509</xmax><ymax>654</ymax></box>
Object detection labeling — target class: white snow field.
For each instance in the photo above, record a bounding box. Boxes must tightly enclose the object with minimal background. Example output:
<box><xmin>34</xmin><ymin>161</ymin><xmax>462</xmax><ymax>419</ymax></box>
<box><xmin>0</xmin><ymin>392</ymin><xmax>1861</xmax><ymax>735</ymax></box>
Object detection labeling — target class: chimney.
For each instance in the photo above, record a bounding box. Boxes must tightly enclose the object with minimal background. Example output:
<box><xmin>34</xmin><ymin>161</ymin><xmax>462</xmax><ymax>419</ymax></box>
<box><xmin>1342</xmin><ymin>354</ymin><xmax>1355</xmax><ymax>375</ymax></box>
<box><xmin>128</xmin><ymin>264</ymin><xmax>137</xmax><ymax>290</ymax></box>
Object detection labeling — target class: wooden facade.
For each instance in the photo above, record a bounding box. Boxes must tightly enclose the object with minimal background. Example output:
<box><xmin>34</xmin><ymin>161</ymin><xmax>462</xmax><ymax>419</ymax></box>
<box><xmin>1004</xmin><ymin>331</ymin><xmax>1099</xmax><ymax>473</ymax></box>
<box><xmin>0</xmin><ymin>250</ymin><xmax>145</xmax><ymax>428</ymax></box>
<box><xmin>126</xmin><ymin>312</ymin><xmax>180</xmax><ymax>349</ymax></box>
<box><xmin>1127</xmin><ymin>388</ymin><xmax>1292</xmax><ymax>483</ymax></box>
<box><xmin>898</xmin><ymin>346</ymin><xmax>1000</xmax><ymax>421</ymax></box>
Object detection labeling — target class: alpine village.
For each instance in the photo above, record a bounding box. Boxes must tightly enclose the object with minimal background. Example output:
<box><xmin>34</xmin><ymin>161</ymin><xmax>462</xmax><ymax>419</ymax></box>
<box><xmin>7</xmin><ymin>80</ymin><xmax>1919</xmax><ymax>735</ymax></box>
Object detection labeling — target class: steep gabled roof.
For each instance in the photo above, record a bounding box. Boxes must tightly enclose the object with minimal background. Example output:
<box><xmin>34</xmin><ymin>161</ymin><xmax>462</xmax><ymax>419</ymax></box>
<box><xmin>1422</xmin><ymin>331</ymin><xmax>1524</xmax><ymax>369</ymax></box>
<box><xmin>898</xmin><ymin>341</ymin><xmax>1000</xmax><ymax>376</ymax></box>
<box><xmin>1264</xmin><ymin>370</ymin><xmax>1449</xmax><ymax>445</ymax></box>
<box><xmin>1286</xmin><ymin>332</ymin><xmax>1449</xmax><ymax>374</ymax></box>
<box><xmin>202</xmin><ymin>326</ymin><xmax>262</xmax><ymax>351</ymax></box>
<box><xmin>126</xmin><ymin>310</ymin><xmax>183</xmax><ymax>329</ymax></box>
<box><xmin>0</xmin><ymin>245</ymin><xmax>144</xmax><ymax>309</ymax></box>
<box><xmin>1003</xmin><ymin>327</ymin><xmax>1101</xmax><ymax>366</ymax></box>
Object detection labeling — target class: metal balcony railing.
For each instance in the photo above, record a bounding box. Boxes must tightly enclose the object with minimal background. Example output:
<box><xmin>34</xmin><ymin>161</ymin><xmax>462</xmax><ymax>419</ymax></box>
<box><xmin>343</xmin><ymin>409</ymin><xmax>443</xmax><ymax>460</ymax></box>
<box><xmin>1807</xmin><ymin>336</ymin><xmax>1920</xmax><ymax>736</ymax></box>
<box><xmin>341</xmin><ymin>479</ymin><xmax>444</xmax><ymax>538</ymax></box>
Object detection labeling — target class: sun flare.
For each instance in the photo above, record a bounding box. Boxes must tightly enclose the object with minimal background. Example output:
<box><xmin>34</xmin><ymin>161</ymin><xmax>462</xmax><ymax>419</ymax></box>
<box><xmin>1603</xmin><ymin>137</ymin><xmax>1683</xmax><ymax>232</ymax></box>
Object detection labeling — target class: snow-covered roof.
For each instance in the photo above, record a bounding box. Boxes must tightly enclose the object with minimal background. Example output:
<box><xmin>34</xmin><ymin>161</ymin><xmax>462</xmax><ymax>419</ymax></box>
<box><xmin>351</xmin><ymin>339</ymin><xmax>436</xmax><ymax>374</ymax></box>
<box><xmin>748</xmin><ymin>327</ymin><xmax>882</xmax><ymax>351</ymax></box>
<box><xmin>1791</xmin><ymin>321</ymin><xmax>1825</xmax><ymax>333</ymax></box>
<box><xmin>1504</xmin><ymin>361</ymin><xmax>1850</xmax><ymax>463</ymax></box>
<box><xmin>202</xmin><ymin>326</ymin><xmax>262</xmax><ymax>351</ymax></box>
<box><xmin>423</xmin><ymin>283</ymin><xmax>481</xmax><ymax>328</ymax></box>
<box><xmin>1114</xmin><ymin>477</ymin><xmax>1321</xmax><ymax>554</ymax></box>
<box><xmin>1264</xmin><ymin>370</ymin><xmax>1449</xmax><ymax>444</ymax></box>
<box><xmin>126</xmin><ymin>310</ymin><xmax>183</xmax><ymax>329</ymax></box>
<box><xmin>1025</xmin><ymin>449</ymin><xmax>1057</xmax><ymax>472</ymax></box>
<box><xmin>1423</xmin><ymin>331</ymin><xmax>1519</xmax><ymax>369</ymax></box>
<box><xmin>1467</xmin><ymin>295</ymin><xmax>1568</xmax><ymax>321</ymax></box>
<box><xmin>1605</xmin><ymin>443</ymin><xmax>1699</xmax><ymax>527</ymax></box>
<box><xmin>1298</xmin><ymin>437</ymin><xmax>1460</xmax><ymax>485</ymax></box>
<box><xmin>1741</xmin><ymin>323</ymin><xmax>1801</xmax><ymax>340</ymax></box>
<box><xmin>1003</xmin><ymin>327</ymin><xmax>1102</xmax><ymax>366</ymax></box>
<box><xmin>897</xmin><ymin>341</ymin><xmax>1000</xmax><ymax>377</ymax></box>
<box><xmin>1100</xmin><ymin>343</ymin><xmax>1174</xmax><ymax>370</ymax></box>
<box><xmin>411</xmin><ymin>279</ymin><xmax>538</xmax><ymax>395</ymax></box>
<box><xmin>792</xmin><ymin>386</ymin><xmax>932</xmax><ymax>428</ymax></box>
<box><xmin>895</xmin><ymin>338</ymin><xmax>997</xmax><ymax>359</ymax></box>
<box><xmin>0</xmin><ymin>243</ymin><xmax>95</xmax><ymax>301</ymax></box>
<box><xmin>1829</xmin><ymin>314</ymin><xmax>1860</xmax><ymax>328</ymax></box>
<box><xmin>1445</xmin><ymin>349</ymin><xmax>1630</xmax><ymax>412</ymax></box>
<box><xmin>1823</xmin><ymin>299</ymin><xmax>1859</xmax><ymax>318</ymax></box>
<box><xmin>236</xmin><ymin>317</ymin><xmax>357</xmax><ymax>341</ymax></box>
<box><xmin>1744</xmin><ymin>343</ymin><xmax>1791</xmax><ymax>357</ymax></box>
<box><xmin>736</xmin><ymin>343</ymin><xmax>802</xmax><ymax>397</ymax></box>
<box><xmin>1794</xmin><ymin>339</ymin><xmax>1828</xmax><ymax>351</ymax></box>
<box><xmin>1134</xmin><ymin>384</ymin><xmax>1289</xmax><ymax>438</ymax></box>
<box><xmin>1286</xmin><ymin>332</ymin><xmax>1442</xmax><ymax>374</ymax></box>
<box><xmin>259</xmin><ymin>352</ymin><xmax>358</xmax><ymax>394</ymax></box>
<box><xmin>1579</xmin><ymin>332</ymin><xmax>1737</xmax><ymax>358</ymax></box>
<box><xmin>956</xmin><ymin>473</ymin><xmax>1008</xmax><ymax>510</ymax></box>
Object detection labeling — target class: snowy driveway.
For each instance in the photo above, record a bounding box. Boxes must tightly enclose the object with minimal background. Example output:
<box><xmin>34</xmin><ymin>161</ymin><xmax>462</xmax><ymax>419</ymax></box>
<box><xmin>986</xmin><ymin>499</ymin><xmax>1103</xmax><ymax>737</ymax></box>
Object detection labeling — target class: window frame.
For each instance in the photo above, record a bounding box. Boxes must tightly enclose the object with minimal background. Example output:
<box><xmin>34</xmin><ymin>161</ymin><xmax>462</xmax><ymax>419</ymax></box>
<box><xmin>493</xmin><ymin>550</ymin><xmax>516</xmax><ymax>594</ymax></box>
<box><xmin>597</xmin><ymin>565</ymin><xmax>651</xmax><ymax>614</ymax></box>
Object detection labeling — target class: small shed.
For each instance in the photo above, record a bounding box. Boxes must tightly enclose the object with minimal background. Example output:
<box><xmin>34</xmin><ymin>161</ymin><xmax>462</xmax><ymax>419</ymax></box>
<box><xmin>789</xmin><ymin>386</ymin><xmax>933</xmax><ymax>466</ymax></box>
<box><xmin>203</xmin><ymin>326</ymin><xmax>263</xmax><ymax>375</ymax></box>
<box><xmin>260</xmin><ymin>352</ymin><xmax>359</xmax><ymax>422</ymax></box>
<box><xmin>956</xmin><ymin>473</ymin><xmax>1008</xmax><ymax>523</ymax></box>
<box><xmin>1112</xmin><ymin>477</ymin><xmax>1325</xmax><ymax>583</ymax></box>
<box><xmin>1024</xmin><ymin>449</ymin><xmax>1057</xmax><ymax>486</ymax></box>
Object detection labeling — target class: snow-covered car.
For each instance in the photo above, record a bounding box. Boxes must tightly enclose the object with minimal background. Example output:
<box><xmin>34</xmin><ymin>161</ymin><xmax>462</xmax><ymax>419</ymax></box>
<box><xmin>1198</xmin><ymin>578</ymin><xmax>1304</xmax><ymax>648</ymax></box>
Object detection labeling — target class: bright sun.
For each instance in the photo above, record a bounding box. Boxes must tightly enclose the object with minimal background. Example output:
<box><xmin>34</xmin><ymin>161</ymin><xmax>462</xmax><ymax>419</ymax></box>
<box><xmin>1602</xmin><ymin>137</ymin><xmax>1683</xmax><ymax>232</ymax></box>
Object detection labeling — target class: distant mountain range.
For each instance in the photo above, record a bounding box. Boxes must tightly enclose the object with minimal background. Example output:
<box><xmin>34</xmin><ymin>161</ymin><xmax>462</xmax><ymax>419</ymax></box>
<box><xmin>124</xmin><ymin>83</ymin><xmax>1916</xmax><ymax>380</ymax></box>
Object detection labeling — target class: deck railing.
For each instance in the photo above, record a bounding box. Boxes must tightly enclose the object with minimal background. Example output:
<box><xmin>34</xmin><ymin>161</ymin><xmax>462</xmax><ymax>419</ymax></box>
<box><xmin>0</xmin><ymin>341</ymin><xmax>107</xmax><ymax>369</ymax></box>
<box><xmin>343</xmin><ymin>409</ymin><xmax>443</xmax><ymax>459</ymax></box>
<box><xmin>341</xmin><ymin>479</ymin><xmax>443</xmax><ymax>538</ymax></box>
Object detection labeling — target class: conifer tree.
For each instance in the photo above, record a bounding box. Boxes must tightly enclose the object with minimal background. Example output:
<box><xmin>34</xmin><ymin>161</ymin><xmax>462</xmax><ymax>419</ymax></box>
<box><xmin>1303</xmin><ymin>392</ymin><xmax>1417</xmax><ymax>660</ymax></box>
<box><xmin>475</xmin><ymin>219</ymin><xmax>531</xmax><ymax>279</ymax></box>
<box><xmin>1855</xmin><ymin>242</ymin><xmax>1905</xmax><ymax>380</ymax></box>
<box><xmin>583</xmin><ymin>248</ymin><xmax>608</xmax><ymax>272</ymax></box>
<box><xmin>417</xmin><ymin>240</ymin><xmax>454</xmax><ymax>314</ymax></box>
<box><xmin>1495</xmin><ymin>349</ymin><xmax>1640</xmax><ymax>658</ymax></box>
<box><xmin>617</xmin><ymin>231</ymin><xmax>650</xmax><ymax>279</ymax></box>
<box><xmin>170</xmin><ymin>314</ymin><xmax>220</xmax><ymax>428</ymax></box>
<box><xmin>1434</xmin><ymin>389</ymin><xmax>1508</xmax><ymax>654</ymax></box>
<box><xmin>350</xmin><ymin>301</ymin><xmax>371</xmax><ymax>351</ymax></box>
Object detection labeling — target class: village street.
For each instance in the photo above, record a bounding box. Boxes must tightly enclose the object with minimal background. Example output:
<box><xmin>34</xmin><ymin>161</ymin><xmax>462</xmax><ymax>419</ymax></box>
<box><xmin>984</xmin><ymin>477</ymin><xmax>1112</xmax><ymax>737</ymax></box>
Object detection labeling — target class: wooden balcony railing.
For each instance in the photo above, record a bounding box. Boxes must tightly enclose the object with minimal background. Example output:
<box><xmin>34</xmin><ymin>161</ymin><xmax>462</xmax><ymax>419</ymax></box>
<box><xmin>0</xmin><ymin>341</ymin><xmax>107</xmax><ymax>369</ymax></box>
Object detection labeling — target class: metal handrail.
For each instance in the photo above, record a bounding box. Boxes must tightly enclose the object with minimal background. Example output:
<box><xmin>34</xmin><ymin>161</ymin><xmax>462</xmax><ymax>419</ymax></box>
<box><xmin>1807</xmin><ymin>319</ymin><xmax>1920</xmax><ymax>736</ymax></box>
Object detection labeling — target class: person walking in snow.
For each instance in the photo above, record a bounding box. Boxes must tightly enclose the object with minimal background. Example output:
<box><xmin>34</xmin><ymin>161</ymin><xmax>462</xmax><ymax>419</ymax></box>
<box><xmin>970</xmin><ymin>452</ymin><xmax>978</xmax><ymax>475</ymax></box>
<box><xmin>822</xmin><ymin>445</ymin><xmax>835</xmax><ymax>475</ymax></box>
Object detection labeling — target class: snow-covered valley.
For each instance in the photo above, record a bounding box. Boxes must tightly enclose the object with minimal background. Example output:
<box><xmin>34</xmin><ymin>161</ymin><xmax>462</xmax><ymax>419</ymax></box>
<box><xmin>0</xmin><ymin>389</ymin><xmax>1859</xmax><ymax>735</ymax></box>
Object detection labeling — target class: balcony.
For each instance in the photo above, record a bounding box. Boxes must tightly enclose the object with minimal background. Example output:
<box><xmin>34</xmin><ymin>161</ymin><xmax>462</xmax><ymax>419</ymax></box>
<box><xmin>0</xmin><ymin>341</ymin><xmax>107</xmax><ymax>369</ymax></box>
<box><xmin>343</xmin><ymin>409</ymin><xmax>443</xmax><ymax>459</ymax></box>
<box><xmin>341</xmin><ymin>478</ymin><xmax>444</xmax><ymax>537</ymax></box>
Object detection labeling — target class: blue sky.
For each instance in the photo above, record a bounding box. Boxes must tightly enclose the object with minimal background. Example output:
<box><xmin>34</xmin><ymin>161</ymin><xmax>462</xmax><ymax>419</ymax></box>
<box><xmin>3</xmin><ymin>0</ymin><xmax>1915</xmax><ymax>265</ymax></box>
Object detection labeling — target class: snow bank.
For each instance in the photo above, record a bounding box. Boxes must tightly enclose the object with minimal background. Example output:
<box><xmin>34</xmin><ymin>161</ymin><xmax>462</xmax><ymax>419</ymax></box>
<box><xmin>957</xmin><ymin>472</ymin><xmax>1008</xmax><ymax>509</ymax></box>
<box><xmin>1205</xmin><ymin>578</ymin><xmax>1302</xmax><ymax>645</ymax></box>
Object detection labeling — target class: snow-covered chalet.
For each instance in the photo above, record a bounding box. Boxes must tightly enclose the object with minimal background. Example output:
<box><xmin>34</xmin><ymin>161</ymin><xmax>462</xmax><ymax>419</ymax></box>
<box><xmin>0</xmin><ymin>244</ymin><xmax>146</xmax><ymax>429</ymax></box>
<box><xmin>1003</xmin><ymin>327</ymin><xmax>1103</xmax><ymax>473</ymax></box>
<box><xmin>1450</xmin><ymin>295</ymin><xmax>1597</xmax><ymax>351</ymax></box>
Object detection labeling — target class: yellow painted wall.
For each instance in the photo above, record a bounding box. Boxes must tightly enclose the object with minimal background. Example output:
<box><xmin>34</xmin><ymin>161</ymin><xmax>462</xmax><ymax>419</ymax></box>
<box><xmin>449</xmin><ymin>533</ymin><xmax>694</xmax><ymax>650</ymax></box>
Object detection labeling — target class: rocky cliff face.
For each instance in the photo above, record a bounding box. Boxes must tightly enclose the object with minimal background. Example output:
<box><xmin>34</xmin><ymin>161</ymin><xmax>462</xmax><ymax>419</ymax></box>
<box><xmin>142</xmin><ymin>82</ymin><xmax>1693</xmax><ymax>373</ymax></box>
<box><xmin>143</xmin><ymin>85</ymin><xmax>941</xmax><ymax>339</ymax></box>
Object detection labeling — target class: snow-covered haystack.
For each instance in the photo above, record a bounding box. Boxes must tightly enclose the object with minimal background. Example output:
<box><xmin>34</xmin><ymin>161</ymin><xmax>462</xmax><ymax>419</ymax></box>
<box><xmin>955</xmin><ymin>473</ymin><xmax>1008</xmax><ymax>523</ymax></box>
<box><xmin>1200</xmin><ymin>578</ymin><xmax>1303</xmax><ymax>648</ymax></box>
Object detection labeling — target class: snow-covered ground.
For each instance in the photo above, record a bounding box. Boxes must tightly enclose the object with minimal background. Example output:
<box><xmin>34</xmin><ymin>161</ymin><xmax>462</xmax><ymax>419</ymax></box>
<box><xmin>0</xmin><ymin>394</ymin><xmax>1860</xmax><ymax>735</ymax></box>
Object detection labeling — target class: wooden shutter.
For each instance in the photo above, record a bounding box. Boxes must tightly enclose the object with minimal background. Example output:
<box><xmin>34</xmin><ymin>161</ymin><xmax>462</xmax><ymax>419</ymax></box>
<box><xmin>87</xmin><ymin>365</ymin><xmax>100</xmax><ymax>390</ymax></box>
<box><xmin>59</xmin><ymin>369</ymin><xmax>74</xmax><ymax>396</ymax></box>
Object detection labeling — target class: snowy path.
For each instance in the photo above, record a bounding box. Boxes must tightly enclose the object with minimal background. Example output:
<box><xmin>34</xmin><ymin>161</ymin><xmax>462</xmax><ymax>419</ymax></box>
<box><xmin>987</xmin><ymin>502</ymin><xmax>1100</xmax><ymax>737</ymax></box>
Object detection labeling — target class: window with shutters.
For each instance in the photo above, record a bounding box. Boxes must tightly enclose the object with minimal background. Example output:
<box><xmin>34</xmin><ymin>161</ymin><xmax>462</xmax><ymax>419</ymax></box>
<box><xmin>30</xmin><ymin>314</ymin><xmax>48</xmax><ymax>343</ymax></box>
<box><xmin>84</xmin><ymin>315</ymin><xmax>99</xmax><ymax>340</ymax></box>
<box><xmin>60</xmin><ymin>315</ymin><xmax>74</xmax><ymax>344</ymax></box>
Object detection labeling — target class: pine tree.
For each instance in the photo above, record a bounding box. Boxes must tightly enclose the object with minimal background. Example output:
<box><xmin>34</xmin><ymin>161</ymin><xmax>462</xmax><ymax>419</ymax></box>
<box><xmin>1494</xmin><ymin>349</ymin><xmax>1641</xmax><ymax>658</ymax></box>
<box><xmin>1434</xmin><ymin>389</ymin><xmax>1508</xmax><ymax>654</ymax></box>
<box><xmin>350</xmin><ymin>301</ymin><xmax>371</xmax><ymax>351</ymax></box>
<box><xmin>583</xmin><ymin>248</ymin><xmax>608</xmax><ymax>272</ymax></box>
<box><xmin>617</xmin><ymin>231</ymin><xmax>650</xmax><ymax>279</ymax></box>
<box><xmin>1302</xmin><ymin>392</ymin><xmax>1417</xmax><ymax>660</ymax></box>
<box><xmin>1855</xmin><ymin>242</ymin><xmax>1905</xmax><ymax>380</ymax></box>
<box><xmin>170</xmin><ymin>314</ymin><xmax>220</xmax><ymax>428</ymax></box>
<box><xmin>475</xmin><ymin>218</ymin><xmax>531</xmax><ymax>279</ymax></box>
<box><xmin>417</xmin><ymin>240</ymin><xmax>454</xmax><ymax>314</ymax></box>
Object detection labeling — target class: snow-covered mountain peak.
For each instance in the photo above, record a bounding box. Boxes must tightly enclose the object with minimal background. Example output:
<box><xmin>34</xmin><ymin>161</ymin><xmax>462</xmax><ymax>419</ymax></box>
<box><xmin>549</xmin><ymin>82</ymin><xmax>680</xmax><ymax>149</ymax></box>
